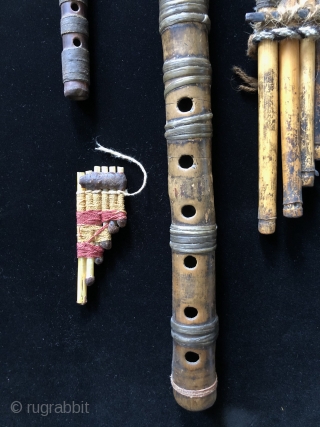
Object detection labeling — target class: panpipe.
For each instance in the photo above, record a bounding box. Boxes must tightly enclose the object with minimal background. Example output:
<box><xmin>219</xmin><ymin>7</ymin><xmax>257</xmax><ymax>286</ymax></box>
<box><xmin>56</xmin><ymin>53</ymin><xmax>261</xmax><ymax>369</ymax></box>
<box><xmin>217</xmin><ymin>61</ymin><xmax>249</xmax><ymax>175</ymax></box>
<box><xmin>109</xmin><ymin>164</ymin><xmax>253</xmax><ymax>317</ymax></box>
<box><xmin>59</xmin><ymin>0</ymin><xmax>90</xmax><ymax>100</ymax></box>
<box><xmin>76</xmin><ymin>166</ymin><xmax>127</xmax><ymax>305</ymax></box>
<box><xmin>159</xmin><ymin>0</ymin><xmax>218</xmax><ymax>411</ymax></box>
<box><xmin>245</xmin><ymin>0</ymin><xmax>320</xmax><ymax>233</ymax></box>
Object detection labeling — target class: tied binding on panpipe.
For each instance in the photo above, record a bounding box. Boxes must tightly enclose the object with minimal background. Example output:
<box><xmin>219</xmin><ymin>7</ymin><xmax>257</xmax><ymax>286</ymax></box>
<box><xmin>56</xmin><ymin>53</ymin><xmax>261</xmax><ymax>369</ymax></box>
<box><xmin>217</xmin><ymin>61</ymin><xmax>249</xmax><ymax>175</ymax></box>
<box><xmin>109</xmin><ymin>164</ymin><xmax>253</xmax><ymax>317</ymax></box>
<box><xmin>244</xmin><ymin>0</ymin><xmax>320</xmax><ymax>233</ymax></box>
<box><xmin>159</xmin><ymin>0</ymin><xmax>219</xmax><ymax>412</ymax></box>
<box><xmin>76</xmin><ymin>166</ymin><xmax>127</xmax><ymax>305</ymax></box>
<box><xmin>60</xmin><ymin>0</ymin><xmax>90</xmax><ymax>100</ymax></box>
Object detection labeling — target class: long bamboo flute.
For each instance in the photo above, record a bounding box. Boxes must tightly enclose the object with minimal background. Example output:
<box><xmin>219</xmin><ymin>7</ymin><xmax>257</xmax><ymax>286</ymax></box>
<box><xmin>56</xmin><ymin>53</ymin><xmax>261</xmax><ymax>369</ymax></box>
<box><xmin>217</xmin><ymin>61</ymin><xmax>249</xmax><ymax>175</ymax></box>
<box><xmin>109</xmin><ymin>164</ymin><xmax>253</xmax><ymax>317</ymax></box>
<box><xmin>159</xmin><ymin>0</ymin><xmax>218</xmax><ymax>411</ymax></box>
<box><xmin>257</xmin><ymin>2</ymin><xmax>279</xmax><ymax>234</ymax></box>
<box><xmin>279</xmin><ymin>0</ymin><xmax>303</xmax><ymax>217</ymax></box>
<box><xmin>300</xmin><ymin>0</ymin><xmax>316</xmax><ymax>186</ymax></box>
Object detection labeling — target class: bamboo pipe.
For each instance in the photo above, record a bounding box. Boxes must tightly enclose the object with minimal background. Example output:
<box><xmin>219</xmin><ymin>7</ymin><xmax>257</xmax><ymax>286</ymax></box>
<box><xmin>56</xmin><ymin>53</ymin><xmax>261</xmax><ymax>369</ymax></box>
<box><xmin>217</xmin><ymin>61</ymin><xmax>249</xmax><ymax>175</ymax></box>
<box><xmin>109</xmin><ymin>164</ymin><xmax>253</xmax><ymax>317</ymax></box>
<box><xmin>108</xmin><ymin>166</ymin><xmax>120</xmax><ymax>235</ymax></box>
<box><xmin>300</xmin><ymin>0</ymin><xmax>316</xmax><ymax>186</ymax></box>
<box><xmin>77</xmin><ymin>172</ymin><xmax>87</xmax><ymax>305</ymax></box>
<box><xmin>92</xmin><ymin>166</ymin><xmax>104</xmax><ymax>266</ymax></box>
<box><xmin>100</xmin><ymin>166</ymin><xmax>112</xmax><ymax>250</ymax></box>
<box><xmin>278</xmin><ymin>0</ymin><xmax>303</xmax><ymax>218</ymax></box>
<box><xmin>314</xmin><ymin>0</ymin><xmax>320</xmax><ymax>160</ymax></box>
<box><xmin>257</xmin><ymin>4</ymin><xmax>279</xmax><ymax>234</ymax></box>
<box><xmin>85</xmin><ymin>170</ymin><xmax>95</xmax><ymax>286</ymax></box>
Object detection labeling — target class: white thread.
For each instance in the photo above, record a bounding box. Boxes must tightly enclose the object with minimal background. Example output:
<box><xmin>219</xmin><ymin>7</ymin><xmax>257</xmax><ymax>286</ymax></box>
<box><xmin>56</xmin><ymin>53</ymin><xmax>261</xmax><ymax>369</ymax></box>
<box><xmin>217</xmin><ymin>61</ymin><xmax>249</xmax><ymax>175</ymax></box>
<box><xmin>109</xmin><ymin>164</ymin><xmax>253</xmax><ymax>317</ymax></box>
<box><xmin>95</xmin><ymin>143</ymin><xmax>147</xmax><ymax>197</ymax></box>
<box><xmin>170</xmin><ymin>375</ymin><xmax>218</xmax><ymax>398</ymax></box>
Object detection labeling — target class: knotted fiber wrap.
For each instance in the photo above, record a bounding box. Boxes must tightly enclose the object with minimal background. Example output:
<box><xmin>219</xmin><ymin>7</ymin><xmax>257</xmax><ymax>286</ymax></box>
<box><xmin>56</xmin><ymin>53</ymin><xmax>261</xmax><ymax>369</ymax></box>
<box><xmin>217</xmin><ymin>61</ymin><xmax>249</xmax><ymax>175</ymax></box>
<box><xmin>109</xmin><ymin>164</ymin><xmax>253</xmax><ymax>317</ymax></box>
<box><xmin>247</xmin><ymin>4</ymin><xmax>320</xmax><ymax>57</ymax></box>
<box><xmin>60</xmin><ymin>15</ymin><xmax>89</xmax><ymax>36</ymax></box>
<box><xmin>159</xmin><ymin>0</ymin><xmax>210</xmax><ymax>33</ymax></box>
<box><xmin>163</xmin><ymin>57</ymin><xmax>212</xmax><ymax>83</ymax></box>
<box><xmin>59</xmin><ymin>0</ymin><xmax>88</xmax><ymax>5</ymax></box>
<box><xmin>62</xmin><ymin>48</ymin><xmax>90</xmax><ymax>83</ymax></box>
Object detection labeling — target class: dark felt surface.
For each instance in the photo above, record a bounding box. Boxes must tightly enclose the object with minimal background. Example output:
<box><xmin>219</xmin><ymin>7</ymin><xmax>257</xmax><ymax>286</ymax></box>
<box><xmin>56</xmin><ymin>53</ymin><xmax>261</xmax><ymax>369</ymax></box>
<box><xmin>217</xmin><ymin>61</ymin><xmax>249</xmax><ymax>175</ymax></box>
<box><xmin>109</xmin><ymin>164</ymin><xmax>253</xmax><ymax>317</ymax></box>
<box><xmin>1</xmin><ymin>1</ymin><xmax>320</xmax><ymax>426</ymax></box>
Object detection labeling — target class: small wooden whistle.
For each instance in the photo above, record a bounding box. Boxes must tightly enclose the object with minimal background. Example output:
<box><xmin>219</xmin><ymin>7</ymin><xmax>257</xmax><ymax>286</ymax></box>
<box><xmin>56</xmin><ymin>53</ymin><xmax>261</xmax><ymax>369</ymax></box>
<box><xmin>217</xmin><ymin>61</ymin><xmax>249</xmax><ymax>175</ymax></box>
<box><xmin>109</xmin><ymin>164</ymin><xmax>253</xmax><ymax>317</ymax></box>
<box><xmin>60</xmin><ymin>0</ymin><xmax>90</xmax><ymax>100</ymax></box>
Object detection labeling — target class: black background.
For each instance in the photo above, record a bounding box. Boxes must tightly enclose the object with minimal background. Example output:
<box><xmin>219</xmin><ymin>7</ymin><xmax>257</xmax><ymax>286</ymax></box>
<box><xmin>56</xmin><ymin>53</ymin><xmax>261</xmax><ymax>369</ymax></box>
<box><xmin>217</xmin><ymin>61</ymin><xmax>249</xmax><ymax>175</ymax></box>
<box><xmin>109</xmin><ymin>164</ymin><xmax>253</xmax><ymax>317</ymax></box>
<box><xmin>1</xmin><ymin>1</ymin><xmax>320</xmax><ymax>426</ymax></box>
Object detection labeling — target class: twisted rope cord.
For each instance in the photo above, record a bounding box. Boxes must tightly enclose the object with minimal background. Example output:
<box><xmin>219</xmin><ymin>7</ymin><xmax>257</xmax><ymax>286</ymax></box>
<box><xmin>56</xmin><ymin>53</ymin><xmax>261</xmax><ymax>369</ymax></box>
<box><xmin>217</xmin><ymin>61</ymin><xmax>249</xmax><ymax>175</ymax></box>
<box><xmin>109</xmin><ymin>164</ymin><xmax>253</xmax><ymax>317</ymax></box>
<box><xmin>159</xmin><ymin>0</ymin><xmax>210</xmax><ymax>34</ymax></box>
<box><xmin>251</xmin><ymin>25</ymin><xmax>320</xmax><ymax>42</ymax></box>
<box><xmin>170</xmin><ymin>375</ymin><xmax>217</xmax><ymax>398</ymax></box>
<box><xmin>247</xmin><ymin>3</ymin><xmax>320</xmax><ymax>57</ymax></box>
<box><xmin>95</xmin><ymin>144</ymin><xmax>147</xmax><ymax>197</ymax></box>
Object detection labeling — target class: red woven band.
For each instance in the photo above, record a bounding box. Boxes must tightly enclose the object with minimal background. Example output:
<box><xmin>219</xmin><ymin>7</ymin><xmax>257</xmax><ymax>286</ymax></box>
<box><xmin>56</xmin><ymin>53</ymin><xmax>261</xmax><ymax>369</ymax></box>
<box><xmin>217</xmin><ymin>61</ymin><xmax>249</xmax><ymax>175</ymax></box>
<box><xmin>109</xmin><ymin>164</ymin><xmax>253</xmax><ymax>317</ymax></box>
<box><xmin>76</xmin><ymin>210</ymin><xmax>127</xmax><ymax>258</ymax></box>
<box><xmin>101</xmin><ymin>210</ymin><xmax>127</xmax><ymax>222</ymax></box>
<box><xmin>77</xmin><ymin>242</ymin><xmax>104</xmax><ymax>258</ymax></box>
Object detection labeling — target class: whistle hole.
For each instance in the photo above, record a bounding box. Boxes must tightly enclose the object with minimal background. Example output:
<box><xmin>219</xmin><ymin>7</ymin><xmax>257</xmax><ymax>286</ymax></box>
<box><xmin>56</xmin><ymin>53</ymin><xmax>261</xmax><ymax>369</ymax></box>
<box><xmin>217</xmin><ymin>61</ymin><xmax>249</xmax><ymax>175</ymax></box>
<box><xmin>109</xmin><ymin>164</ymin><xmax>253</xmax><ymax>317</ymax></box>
<box><xmin>181</xmin><ymin>205</ymin><xmax>196</xmax><ymax>218</ymax></box>
<box><xmin>177</xmin><ymin>97</ymin><xmax>193</xmax><ymax>112</ymax></box>
<box><xmin>73</xmin><ymin>38</ymin><xmax>81</xmax><ymax>47</ymax></box>
<box><xmin>179</xmin><ymin>155</ymin><xmax>193</xmax><ymax>169</ymax></box>
<box><xmin>184</xmin><ymin>256</ymin><xmax>197</xmax><ymax>269</ymax></box>
<box><xmin>185</xmin><ymin>352</ymin><xmax>199</xmax><ymax>363</ymax></box>
<box><xmin>184</xmin><ymin>307</ymin><xmax>198</xmax><ymax>318</ymax></box>
<box><xmin>71</xmin><ymin>3</ymin><xmax>80</xmax><ymax>11</ymax></box>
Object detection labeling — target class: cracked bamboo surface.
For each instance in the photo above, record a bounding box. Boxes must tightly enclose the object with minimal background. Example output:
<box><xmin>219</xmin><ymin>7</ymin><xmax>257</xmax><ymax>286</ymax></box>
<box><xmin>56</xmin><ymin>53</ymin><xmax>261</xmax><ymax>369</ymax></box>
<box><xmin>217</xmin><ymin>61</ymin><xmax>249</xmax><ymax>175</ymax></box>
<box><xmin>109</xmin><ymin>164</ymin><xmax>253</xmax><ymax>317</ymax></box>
<box><xmin>279</xmin><ymin>0</ymin><xmax>303</xmax><ymax>218</ymax></box>
<box><xmin>258</xmin><ymin>28</ymin><xmax>278</xmax><ymax>234</ymax></box>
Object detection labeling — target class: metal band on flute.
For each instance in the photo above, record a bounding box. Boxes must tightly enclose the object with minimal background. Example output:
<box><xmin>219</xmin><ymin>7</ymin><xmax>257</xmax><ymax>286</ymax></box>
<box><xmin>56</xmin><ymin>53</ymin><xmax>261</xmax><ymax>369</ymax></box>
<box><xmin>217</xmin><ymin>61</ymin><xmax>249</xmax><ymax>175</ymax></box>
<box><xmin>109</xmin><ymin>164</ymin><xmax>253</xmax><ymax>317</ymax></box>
<box><xmin>160</xmin><ymin>0</ymin><xmax>218</xmax><ymax>411</ymax></box>
<box><xmin>59</xmin><ymin>0</ymin><xmax>90</xmax><ymax>100</ymax></box>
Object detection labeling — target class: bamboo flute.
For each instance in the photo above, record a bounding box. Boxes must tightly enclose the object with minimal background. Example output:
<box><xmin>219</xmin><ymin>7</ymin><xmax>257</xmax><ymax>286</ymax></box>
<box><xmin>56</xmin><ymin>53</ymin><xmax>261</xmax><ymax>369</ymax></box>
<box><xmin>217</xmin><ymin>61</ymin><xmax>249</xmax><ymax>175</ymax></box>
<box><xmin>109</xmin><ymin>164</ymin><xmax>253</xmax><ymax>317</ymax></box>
<box><xmin>257</xmin><ymin>2</ymin><xmax>279</xmax><ymax>234</ymax></box>
<box><xmin>279</xmin><ymin>0</ymin><xmax>303</xmax><ymax>217</ymax></box>
<box><xmin>159</xmin><ymin>0</ymin><xmax>218</xmax><ymax>411</ymax></box>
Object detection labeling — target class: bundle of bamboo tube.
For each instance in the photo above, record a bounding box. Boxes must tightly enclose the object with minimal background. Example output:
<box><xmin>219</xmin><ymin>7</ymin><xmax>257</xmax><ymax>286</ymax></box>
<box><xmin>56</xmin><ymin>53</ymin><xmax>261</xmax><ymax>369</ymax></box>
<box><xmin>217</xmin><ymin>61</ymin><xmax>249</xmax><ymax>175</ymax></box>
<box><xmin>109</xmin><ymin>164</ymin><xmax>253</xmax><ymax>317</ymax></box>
<box><xmin>76</xmin><ymin>166</ymin><xmax>127</xmax><ymax>304</ymax></box>
<box><xmin>245</xmin><ymin>0</ymin><xmax>319</xmax><ymax>234</ymax></box>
